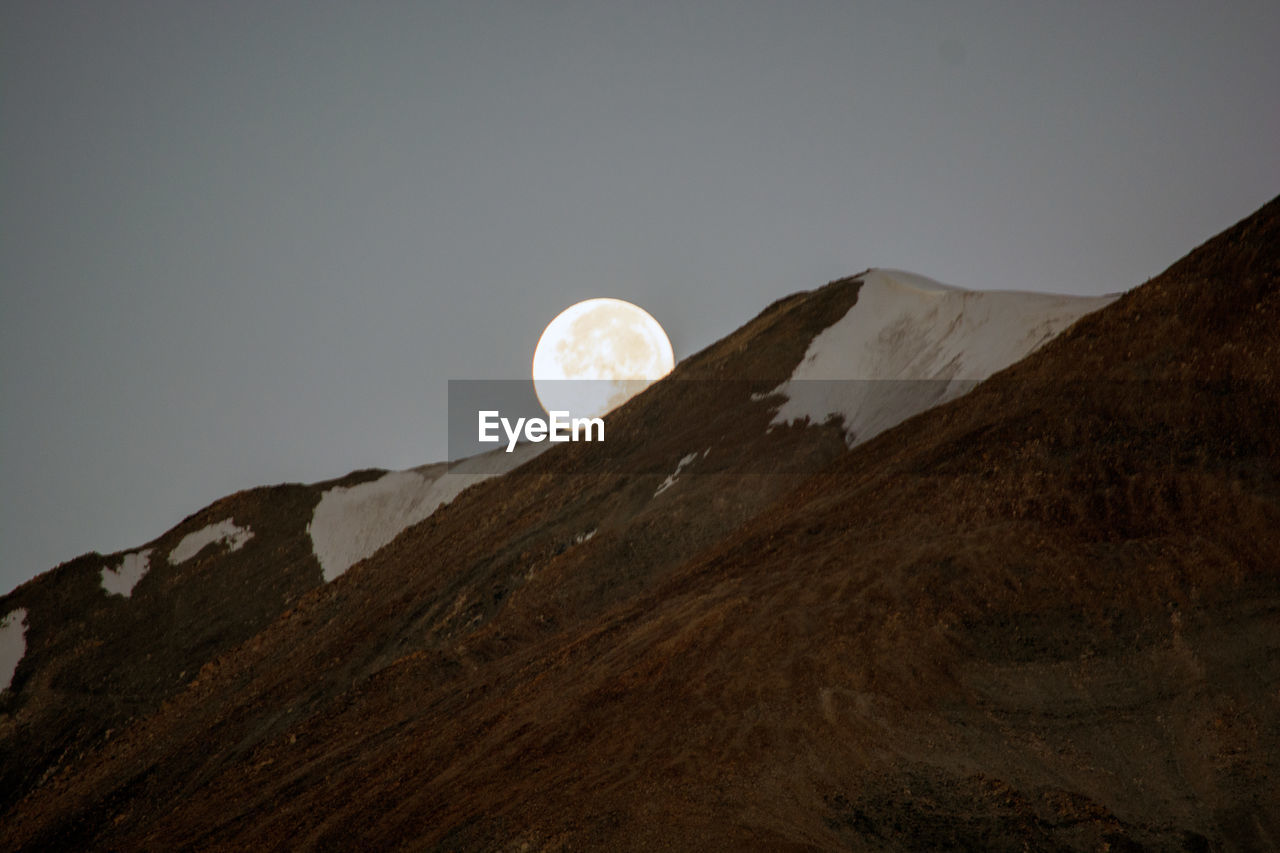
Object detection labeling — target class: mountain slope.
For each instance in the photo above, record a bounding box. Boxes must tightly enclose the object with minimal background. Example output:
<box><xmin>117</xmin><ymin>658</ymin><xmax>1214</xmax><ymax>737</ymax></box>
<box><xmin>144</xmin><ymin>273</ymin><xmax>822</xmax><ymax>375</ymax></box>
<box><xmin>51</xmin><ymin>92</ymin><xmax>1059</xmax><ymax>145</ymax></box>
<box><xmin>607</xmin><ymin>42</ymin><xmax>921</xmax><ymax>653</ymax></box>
<box><xmin>0</xmin><ymin>275</ymin><xmax>864</xmax><ymax>833</ymax></box>
<box><xmin>4</xmin><ymin>197</ymin><xmax>1277</xmax><ymax>850</ymax></box>
<box><xmin>0</xmin><ymin>449</ymin><xmax>535</xmax><ymax>816</ymax></box>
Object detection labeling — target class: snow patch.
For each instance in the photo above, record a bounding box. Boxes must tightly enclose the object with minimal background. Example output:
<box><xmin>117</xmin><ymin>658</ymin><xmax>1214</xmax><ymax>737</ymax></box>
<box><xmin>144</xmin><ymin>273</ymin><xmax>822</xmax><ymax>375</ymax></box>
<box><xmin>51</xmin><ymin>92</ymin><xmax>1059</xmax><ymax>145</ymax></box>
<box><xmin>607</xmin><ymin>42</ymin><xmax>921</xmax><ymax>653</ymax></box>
<box><xmin>2</xmin><ymin>608</ymin><xmax>29</xmax><ymax>692</ymax></box>
<box><xmin>101</xmin><ymin>549</ymin><xmax>153</xmax><ymax>597</ymax></box>
<box><xmin>768</xmin><ymin>268</ymin><xmax>1116</xmax><ymax>446</ymax></box>
<box><xmin>574</xmin><ymin>529</ymin><xmax>597</xmax><ymax>544</ymax></box>
<box><xmin>309</xmin><ymin>443</ymin><xmax>545</xmax><ymax>582</ymax></box>
<box><xmin>169</xmin><ymin>519</ymin><xmax>254</xmax><ymax>565</ymax></box>
<box><xmin>654</xmin><ymin>453</ymin><xmax>699</xmax><ymax>497</ymax></box>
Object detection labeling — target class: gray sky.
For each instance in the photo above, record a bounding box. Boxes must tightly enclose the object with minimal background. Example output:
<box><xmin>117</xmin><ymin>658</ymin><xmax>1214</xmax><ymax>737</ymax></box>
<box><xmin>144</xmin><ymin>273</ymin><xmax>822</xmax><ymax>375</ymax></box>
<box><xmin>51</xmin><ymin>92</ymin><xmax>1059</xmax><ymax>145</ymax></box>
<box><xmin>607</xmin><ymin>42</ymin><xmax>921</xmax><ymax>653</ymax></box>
<box><xmin>3</xmin><ymin>1</ymin><xmax>1278</xmax><ymax>594</ymax></box>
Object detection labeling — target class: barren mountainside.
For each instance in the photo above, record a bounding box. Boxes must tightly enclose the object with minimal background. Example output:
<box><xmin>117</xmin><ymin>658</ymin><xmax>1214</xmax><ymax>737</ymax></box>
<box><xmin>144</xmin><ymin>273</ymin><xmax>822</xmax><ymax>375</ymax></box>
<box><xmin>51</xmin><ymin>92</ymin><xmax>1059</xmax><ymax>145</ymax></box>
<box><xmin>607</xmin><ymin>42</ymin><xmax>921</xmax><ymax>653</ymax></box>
<box><xmin>2</xmin><ymin>196</ymin><xmax>1278</xmax><ymax>851</ymax></box>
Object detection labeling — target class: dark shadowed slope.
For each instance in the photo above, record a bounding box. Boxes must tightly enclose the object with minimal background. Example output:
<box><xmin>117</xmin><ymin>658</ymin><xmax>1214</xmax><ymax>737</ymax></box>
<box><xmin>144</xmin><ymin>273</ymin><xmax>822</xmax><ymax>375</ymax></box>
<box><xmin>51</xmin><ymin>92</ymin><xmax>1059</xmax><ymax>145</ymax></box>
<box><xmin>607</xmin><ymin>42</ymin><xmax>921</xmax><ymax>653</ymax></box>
<box><xmin>0</xmin><ymin>275</ymin><xmax>864</xmax><ymax>845</ymax></box>
<box><xmin>4</xmin><ymin>197</ymin><xmax>1278</xmax><ymax>851</ymax></box>
<box><xmin>0</xmin><ymin>477</ymin><xmax>335</xmax><ymax>816</ymax></box>
<box><xmin>0</xmin><ymin>451</ymin><xmax>537</xmax><ymax>814</ymax></box>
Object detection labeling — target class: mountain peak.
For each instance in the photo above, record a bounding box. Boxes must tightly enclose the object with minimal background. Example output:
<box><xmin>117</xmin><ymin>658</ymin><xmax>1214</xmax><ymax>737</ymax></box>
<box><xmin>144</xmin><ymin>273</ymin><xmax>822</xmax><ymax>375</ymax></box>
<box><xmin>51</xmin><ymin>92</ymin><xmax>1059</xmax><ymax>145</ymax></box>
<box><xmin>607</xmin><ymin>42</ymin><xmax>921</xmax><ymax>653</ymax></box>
<box><xmin>4</xmin><ymin>198</ymin><xmax>1278</xmax><ymax>850</ymax></box>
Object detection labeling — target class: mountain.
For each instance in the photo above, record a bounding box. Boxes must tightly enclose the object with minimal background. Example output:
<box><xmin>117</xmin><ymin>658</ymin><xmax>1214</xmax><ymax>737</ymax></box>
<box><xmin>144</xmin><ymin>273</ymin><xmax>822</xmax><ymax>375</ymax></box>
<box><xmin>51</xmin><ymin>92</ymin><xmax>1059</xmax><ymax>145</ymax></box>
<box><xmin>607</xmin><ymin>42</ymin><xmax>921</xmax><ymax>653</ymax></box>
<box><xmin>0</xmin><ymin>444</ymin><xmax>550</xmax><ymax>817</ymax></box>
<box><xmin>2</xmin><ymin>197</ymin><xmax>1277</xmax><ymax>851</ymax></box>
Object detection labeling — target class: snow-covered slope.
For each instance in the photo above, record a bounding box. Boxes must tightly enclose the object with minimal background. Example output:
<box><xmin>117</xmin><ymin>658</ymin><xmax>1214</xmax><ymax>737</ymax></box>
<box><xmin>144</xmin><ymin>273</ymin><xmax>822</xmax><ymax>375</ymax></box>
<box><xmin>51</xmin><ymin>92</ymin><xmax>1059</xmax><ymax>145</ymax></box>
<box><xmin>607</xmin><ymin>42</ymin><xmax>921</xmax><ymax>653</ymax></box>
<box><xmin>768</xmin><ymin>268</ymin><xmax>1116</xmax><ymax>445</ymax></box>
<box><xmin>100</xmin><ymin>549</ymin><xmax>153</xmax><ymax>598</ymax></box>
<box><xmin>0</xmin><ymin>608</ymin><xmax>27</xmax><ymax>692</ymax></box>
<box><xmin>308</xmin><ymin>443</ymin><xmax>546</xmax><ymax>582</ymax></box>
<box><xmin>169</xmin><ymin>519</ymin><xmax>254</xmax><ymax>564</ymax></box>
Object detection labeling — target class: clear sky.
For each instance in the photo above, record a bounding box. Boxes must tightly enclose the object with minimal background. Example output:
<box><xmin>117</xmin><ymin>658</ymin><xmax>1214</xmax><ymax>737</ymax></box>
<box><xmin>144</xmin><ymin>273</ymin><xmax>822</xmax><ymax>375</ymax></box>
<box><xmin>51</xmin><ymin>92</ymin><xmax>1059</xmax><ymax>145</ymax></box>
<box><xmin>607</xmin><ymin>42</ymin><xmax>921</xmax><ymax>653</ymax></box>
<box><xmin>3</xmin><ymin>1</ymin><xmax>1278</xmax><ymax>594</ymax></box>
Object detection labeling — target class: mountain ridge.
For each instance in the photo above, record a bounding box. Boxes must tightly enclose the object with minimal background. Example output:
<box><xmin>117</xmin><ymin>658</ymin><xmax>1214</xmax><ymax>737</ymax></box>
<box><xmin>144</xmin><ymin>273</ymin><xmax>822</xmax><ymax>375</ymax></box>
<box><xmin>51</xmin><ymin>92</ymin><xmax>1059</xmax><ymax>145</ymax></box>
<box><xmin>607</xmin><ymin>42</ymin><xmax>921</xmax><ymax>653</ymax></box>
<box><xmin>3</xmin><ymin>197</ymin><xmax>1277</xmax><ymax>850</ymax></box>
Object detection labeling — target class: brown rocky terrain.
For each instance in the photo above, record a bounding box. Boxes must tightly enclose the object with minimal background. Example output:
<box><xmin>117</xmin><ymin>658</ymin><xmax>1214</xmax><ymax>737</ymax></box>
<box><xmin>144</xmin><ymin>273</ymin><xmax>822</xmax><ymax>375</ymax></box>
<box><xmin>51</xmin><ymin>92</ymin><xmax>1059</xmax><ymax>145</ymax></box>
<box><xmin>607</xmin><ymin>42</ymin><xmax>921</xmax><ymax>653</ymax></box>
<box><xmin>0</xmin><ymin>467</ymin><xmax>389</xmax><ymax>817</ymax></box>
<box><xmin>2</xmin><ymin>196</ymin><xmax>1277</xmax><ymax>851</ymax></box>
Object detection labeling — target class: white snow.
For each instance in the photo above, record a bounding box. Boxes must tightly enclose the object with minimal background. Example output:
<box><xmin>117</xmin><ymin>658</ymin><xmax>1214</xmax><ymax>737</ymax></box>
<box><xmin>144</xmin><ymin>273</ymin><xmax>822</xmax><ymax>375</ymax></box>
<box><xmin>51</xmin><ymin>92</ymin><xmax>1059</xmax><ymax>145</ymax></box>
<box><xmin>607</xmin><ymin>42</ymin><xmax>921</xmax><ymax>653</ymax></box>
<box><xmin>654</xmin><ymin>452</ymin><xmax>700</xmax><ymax>497</ymax></box>
<box><xmin>2</xmin><ymin>608</ymin><xmax>29</xmax><ymax>692</ymax></box>
<box><xmin>169</xmin><ymin>519</ymin><xmax>254</xmax><ymax>565</ymax></box>
<box><xmin>767</xmin><ymin>268</ymin><xmax>1116</xmax><ymax>446</ymax></box>
<box><xmin>309</xmin><ymin>442</ymin><xmax>545</xmax><ymax>582</ymax></box>
<box><xmin>101</xmin><ymin>549</ymin><xmax>153</xmax><ymax>597</ymax></box>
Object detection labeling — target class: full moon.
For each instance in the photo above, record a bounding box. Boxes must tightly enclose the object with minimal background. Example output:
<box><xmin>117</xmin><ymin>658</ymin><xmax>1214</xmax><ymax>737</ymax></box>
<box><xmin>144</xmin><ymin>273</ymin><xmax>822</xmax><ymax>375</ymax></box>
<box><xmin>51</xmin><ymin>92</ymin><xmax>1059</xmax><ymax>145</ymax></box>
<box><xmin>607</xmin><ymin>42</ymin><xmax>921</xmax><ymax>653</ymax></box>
<box><xmin>532</xmin><ymin>298</ymin><xmax>675</xmax><ymax>419</ymax></box>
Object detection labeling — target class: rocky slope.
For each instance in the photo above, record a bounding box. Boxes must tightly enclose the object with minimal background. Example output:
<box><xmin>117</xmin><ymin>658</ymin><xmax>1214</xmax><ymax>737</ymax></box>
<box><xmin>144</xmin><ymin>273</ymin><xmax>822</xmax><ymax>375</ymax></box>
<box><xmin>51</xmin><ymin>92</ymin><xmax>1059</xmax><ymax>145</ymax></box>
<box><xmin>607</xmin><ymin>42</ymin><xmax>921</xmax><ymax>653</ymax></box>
<box><xmin>0</xmin><ymin>449</ymin><xmax>535</xmax><ymax>818</ymax></box>
<box><xmin>2</xmin><ymin>197</ymin><xmax>1277</xmax><ymax>850</ymax></box>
